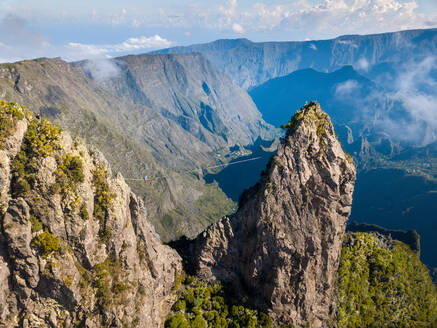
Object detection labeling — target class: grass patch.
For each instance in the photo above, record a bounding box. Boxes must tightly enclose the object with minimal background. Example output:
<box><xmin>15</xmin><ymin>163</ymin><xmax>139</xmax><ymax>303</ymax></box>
<box><xmin>52</xmin><ymin>153</ymin><xmax>84</xmax><ymax>196</ymax></box>
<box><xmin>29</xmin><ymin>215</ymin><xmax>43</xmax><ymax>233</ymax></box>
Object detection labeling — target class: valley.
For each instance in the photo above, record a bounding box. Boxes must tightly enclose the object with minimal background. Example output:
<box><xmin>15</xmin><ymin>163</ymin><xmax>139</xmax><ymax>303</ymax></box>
<box><xmin>1</xmin><ymin>21</ymin><xmax>437</xmax><ymax>327</ymax></box>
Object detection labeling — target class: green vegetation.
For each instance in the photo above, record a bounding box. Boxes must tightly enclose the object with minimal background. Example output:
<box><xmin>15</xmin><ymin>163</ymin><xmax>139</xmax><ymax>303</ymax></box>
<box><xmin>281</xmin><ymin>101</ymin><xmax>330</xmax><ymax>154</ymax></box>
<box><xmin>166</xmin><ymin>276</ymin><xmax>273</xmax><ymax>328</ymax></box>
<box><xmin>32</xmin><ymin>229</ymin><xmax>60</xmax><ymax>257</ymax></box>
<box><xmin>0</xmin><ymin>100</ymin><xmax>25</xmax><ymax>149</ymax></box>
<box><xmin>195</xmin><ymin>182</ymin><xmax>236</xmax><ymax>223</ymax></box>
<box><xmin>11</xmin><ymin>116</ymin><xmax>61</xmax><ymax>196</ymax></box>
<box><xmin>92</xmin><ymin>164</ymin><xmax>114</xmax><ymax>242</ymax></box>
<box><xmin>79</xmin><ymin>203</ymin><xmax>89</xmax><ymax>220</ymax></box>
<box><xmin>52</xmin><ymin>153</ymin><xmax>84</xmax><ymax>195</ymax></box>
<box><xmin>336</xmin><ymin>232</ymin><xmax>437</xmax><ymax>328</ymax></box>
<box><xmin>93</xmin><ymin>256</ymin><xmax>129</xmax><ymax>312</ymax></box>
<box><xmin>29</xmin><ymin>215</ymin><xmax>43</xmax><ymax>232</ymax></box>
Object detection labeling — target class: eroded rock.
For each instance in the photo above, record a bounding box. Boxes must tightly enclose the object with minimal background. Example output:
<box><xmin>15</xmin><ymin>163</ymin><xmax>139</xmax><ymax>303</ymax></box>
<box><xmin>0</xmin><ymin>102</ymin><xmax>182</xmax><ymax>327</ymax></box>
<box><xmin>187</xmin><ymin>102</ymin><xmax>356</xmax><ymax>327</ymax></box>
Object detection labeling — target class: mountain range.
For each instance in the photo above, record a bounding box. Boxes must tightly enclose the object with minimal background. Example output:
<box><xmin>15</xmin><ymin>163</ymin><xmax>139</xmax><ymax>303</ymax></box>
<box><xmin>0</xmin><ymin>27</ymin><xmax>437</xmax><ymax>327</ymax></box>
<box><xmin>155</xmin><ymin>29</ymin><xmax>437</xmax><ymax>271</ymax></box>
<box><xmin>0</xmin><ymin>54</ymin><xmax>277</xmax><ymax>241</ymax></box>
<box><xmin>154</xmin><ymin>28</ymin><xmax>437</xmax><ymax>89</ymax></box>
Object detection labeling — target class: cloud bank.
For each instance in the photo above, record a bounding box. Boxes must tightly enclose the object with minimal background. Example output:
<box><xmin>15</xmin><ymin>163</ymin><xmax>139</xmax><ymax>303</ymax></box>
<box><xmin>0</xmin><ymin>14</ymin><xmax>172</xmax><ymax>63</ymax></box>
<box><xmin>68</xmin><ymin>35</ymin><xmax>171</xmax><ymax>58</ymax></box>
<box><xmin>2</xmin><ymin>0</ymin><xmax>436</xmax><ymax>45</ymax></box>
<box><xmin>346</xmin><ymin>56</ymin><xmax>437</xmax><ymax>146</ymax></box>
<box><xmin>112</xmin><ymin>0</ymin><xmax>437</xmax><ymax>40</ymax></box>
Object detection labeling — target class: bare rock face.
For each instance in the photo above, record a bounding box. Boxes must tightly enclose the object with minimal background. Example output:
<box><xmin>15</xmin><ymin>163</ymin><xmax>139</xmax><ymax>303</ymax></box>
<box><xmin>0</xmin><ymin>102</ymin><xmax>182</xmax><ymax>327</ymax></box>
<box><xmin>188</xmin><ymin>102</ymin><xmax>356</xmax><ymax>327</ymax></box>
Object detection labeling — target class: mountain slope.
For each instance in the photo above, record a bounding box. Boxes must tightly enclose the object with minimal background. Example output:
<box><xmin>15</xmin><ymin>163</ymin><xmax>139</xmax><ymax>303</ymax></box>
<box><xmin>337</xmin><ymin>232</ymin><xmax>437</xmax><ymax>328</ymax></box>
<box><xmin>0</xmin><ymin>54</ymin><xmax>276</xmax><ymax>241</ymax></box>
<box><xmin>154</xmin><ymin>28</ymin><xmax>437</xmax><ymax>89</ymax></box>
<box><xmin>75</xmin><ymin>54</ymin><xmax>275</xmax><ymax>149</ymax></box>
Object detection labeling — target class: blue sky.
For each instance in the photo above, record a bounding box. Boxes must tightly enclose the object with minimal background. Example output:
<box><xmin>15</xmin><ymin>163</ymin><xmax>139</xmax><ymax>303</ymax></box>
<box><xmin>0</xmin><ymin>0</ymin><xmax>436</xmax><ymax>62</ymax></box>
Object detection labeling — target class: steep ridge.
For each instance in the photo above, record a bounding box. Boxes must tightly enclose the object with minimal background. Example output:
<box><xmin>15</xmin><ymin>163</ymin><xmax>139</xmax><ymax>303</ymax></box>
<box><xmin>183</xmin><ymin>102</ymin><xmax>356</xmax><ymax>327</ymax></box>
<box><xmin>153</xmin><ymin>28</ymin><xmax>437</xmax><ymax>89</ymax></box>
<box><xmin>0</xmin><ymin>101</ymin><xmax>182</xmax><ymax>327</ymax></box>
<box><xmin>0</xmin><ymin>54</ymin><xmax>277</xmax><ymax>241</ymax></box>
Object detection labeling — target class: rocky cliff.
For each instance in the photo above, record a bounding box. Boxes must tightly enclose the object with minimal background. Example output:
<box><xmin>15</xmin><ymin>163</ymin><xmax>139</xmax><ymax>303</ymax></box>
<box><xmin>183</xmin><ymin>102</ymin><xmax>356</xmax><ymax>327</ymax></box>
<box><xmin>0</xmin><ymin>100</ymin><xmax>182</xmax><ymax>327</ymax></box>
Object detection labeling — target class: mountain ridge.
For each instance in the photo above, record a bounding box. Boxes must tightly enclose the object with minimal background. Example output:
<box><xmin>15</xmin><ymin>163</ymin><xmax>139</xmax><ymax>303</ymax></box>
<box><xmin>153</xmin><ymin>28</ymin><xmax>437</xmax><ymax>89</ymax></box>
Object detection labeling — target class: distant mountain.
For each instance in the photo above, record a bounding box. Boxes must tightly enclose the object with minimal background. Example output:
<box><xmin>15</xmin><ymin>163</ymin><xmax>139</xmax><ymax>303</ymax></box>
<box><xmin>249</xmin><ymin>65</ymin><xmax>376</xmax><ymax>127</ymax></box>
<box><xmin>250</xmin><ymin>65</ymin><xmax>437</xmax><ymax>168</ymax></box>
<box><xmin>0</xmin><ymin>54</ymin><xmax>277</xmax><ymax>241</ymax></box>
<box><xmin>153</xmin><ymin>28</ymin><xmax>437</xmax><ymax>89</ymax></box>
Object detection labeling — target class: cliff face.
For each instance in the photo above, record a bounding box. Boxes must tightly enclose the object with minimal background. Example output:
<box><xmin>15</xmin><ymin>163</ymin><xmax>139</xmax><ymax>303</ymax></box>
<box><xmin>186</xmin><ymin>102</ymin><xmax>356</xmax><ymax>327</ymax></box>
<box><xmin>0</xmin><ymin>101</ymin><xmax>182</xmax><ymax>327</ymax></box>
<box><xmin>154</xmin><ymin>28</ymin><xmax>437</xmax><ymax>89</ymax></box>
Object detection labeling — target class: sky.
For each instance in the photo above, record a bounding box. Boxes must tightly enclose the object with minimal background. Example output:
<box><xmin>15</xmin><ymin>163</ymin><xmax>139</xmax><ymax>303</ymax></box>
<box><xmin>0</xmin><ymin>0</ymin><xmax>437</xmax><ymax>62</ymax></box>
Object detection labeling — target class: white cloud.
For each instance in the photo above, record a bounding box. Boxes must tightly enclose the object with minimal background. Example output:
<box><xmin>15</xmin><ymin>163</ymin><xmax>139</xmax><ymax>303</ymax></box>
<box><xmin>0</xmin><ymin>14</ymin><xmax>172</xmax><ymax>63</ymax></box>
<box><xmin>388</xmin><ymin>56</ymin><xmax>437</xmax><ymax>145</ymax></box>
<box><xmin>356</xmin><ymin>57</ymin><xmax>370</xmax><ymax>72</ymax></box>
<box><xmin>232</xmin><ymin>23</ymin><xmax>245</xmax><ymax>34</ymax></box>
<box><xmin>218</xmin><ymin>0</ymin><xmax>238</xmax><ymax>22</ymax></box>
<box><xmin>210</xmin><ymin>0</ymin><xmax>437</xmax><ymax>40</ymax></box>
<box><xmin>82</xmin><ymin>59</ymin><xmax>121</xmax><ymax>81</ymax></box>
<box><xmin>353</xmin><ymin>56</ymin><xmax>437</xmax><ymax>146</ymax></box>
<box><xmin>335</xmin><ymin>80</ymin><xmax>360</xmax><ymax>96</ymax></box>
<box><xmin>67</xmin><ymin>35</ymin><xmax>172</xmax><ymax>57</ymax></box>
<box><xmin>3</xmin><ymin>0</ymin><xmax>435</xmax><ymax>42</ymax></box>
<box><xmin>131</xmin><ymin>0</ymin><xmax>436</xmax><ymax>40</ymax></box>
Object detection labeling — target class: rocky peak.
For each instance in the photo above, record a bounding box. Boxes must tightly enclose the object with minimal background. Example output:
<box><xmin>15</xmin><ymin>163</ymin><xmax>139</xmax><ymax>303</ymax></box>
<box><xmin>0</xmin><ymin>101</ymin><xmax>182</xmax><ymax>327</ymax></box>
<box><xmin>184</xmin><ymin>102</ymin><xmax>356</xmax><ymax>327</ymax></box>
